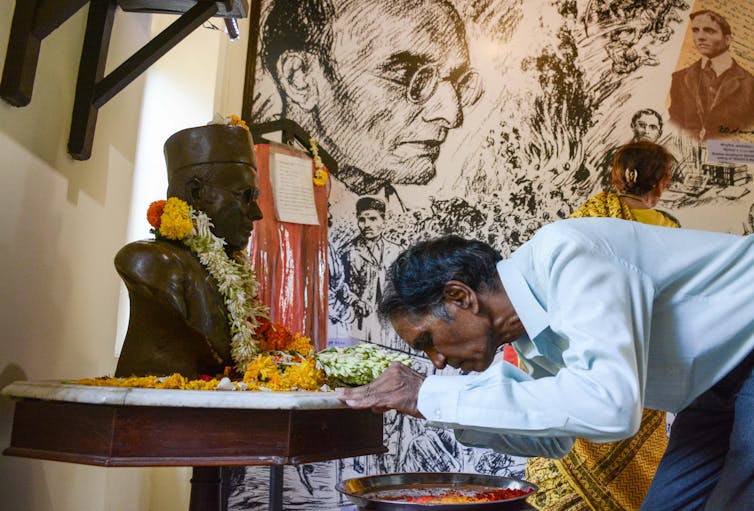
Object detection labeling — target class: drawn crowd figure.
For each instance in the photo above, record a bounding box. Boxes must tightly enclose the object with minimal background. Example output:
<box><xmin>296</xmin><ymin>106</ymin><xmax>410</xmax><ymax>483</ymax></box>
<box><xmin>630</xmin><ymin>108</ymin><xmax>663</xmax><ymax>143</ymax></box>
<box><xmin>669</xmin><ymin>9</ymin><xmax>754</xmax><ymax>140</ymax></box>
<box><xmin>261</xmin><ymin>0</ymin><xmax>482</xmax><ymax>202</ymax></box>
<box><xmin>115</xmin><ymin>124</ymin><xmax>262</xmax><ymax>377</ymax></box>
<box><xmin>598</xmin><ymin>108</ymin><xmax>666</xmax><ymax>191</ymax></box>
<box><xmin>338</xmin><ymin>197</ymin><xmax>402</xmax><ymax>344</ymax></box>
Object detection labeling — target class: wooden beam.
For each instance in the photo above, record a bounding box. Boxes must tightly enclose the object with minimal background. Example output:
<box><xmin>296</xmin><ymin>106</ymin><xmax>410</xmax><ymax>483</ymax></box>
<box><xmin>93</xmin><ymin>1</ymin><xmax>219</xmax><ymax>108</ymax></box>
<box><xmin>68</xmin><ymin>0</ymin><xmax>116</xmax><ymax>160</ymax></box>
<box><xmin>1</xmin><ymin>0</ymin><xmax>249</xmax><ymax>160</ymax></box>
<box><xmin>0</xmin><ymin>0</ymin><xmax>90</xmax><ymax>107</ymax></box>
<box><xmin>241</xmin><ymin>0</ymin><xmax>261</xmax><ymax>123</ymax></box>
<box><xmin>1</xmin><ymin>1</ymin><xmax>40</xmax><ymax>106</ymax></box>
<box><xmin>69</xmin><ymin>0</ymin><xmax>219</xmax><ymax>159</ymax></box>
<box><xmin>33</xmin><ymin>0</ymin><xmax>91</xmax><ymax>39</ymax></box>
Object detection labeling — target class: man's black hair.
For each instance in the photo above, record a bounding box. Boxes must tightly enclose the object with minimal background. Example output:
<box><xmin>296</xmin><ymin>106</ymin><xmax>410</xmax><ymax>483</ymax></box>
<box><xmin>261</xmin><ymin>0</ymin><xmax>338</xmax><ymax>84</ymax></box>
<box><xmin>356</xmin><ymin>196</ymin><xmax>386</xmax><ymax>216</ymax></box>
<box><xmin>378</xmin><ymin>235</ymin><xmax>502</xmax><ymax>320</ymax></box>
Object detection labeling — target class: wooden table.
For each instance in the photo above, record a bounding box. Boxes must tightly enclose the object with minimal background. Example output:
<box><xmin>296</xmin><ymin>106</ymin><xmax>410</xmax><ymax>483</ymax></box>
<box><xmin>2</xmin><ymin>381</ymin><xmax>387</xmax><ymax>511</ymax></box>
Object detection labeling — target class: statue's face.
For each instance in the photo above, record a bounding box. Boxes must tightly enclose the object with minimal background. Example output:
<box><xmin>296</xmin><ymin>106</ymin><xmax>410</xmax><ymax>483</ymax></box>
<box><xmin>195</xmin><ymin>164</ymin><xmax>263</xmax><ymax>252</ymax></box>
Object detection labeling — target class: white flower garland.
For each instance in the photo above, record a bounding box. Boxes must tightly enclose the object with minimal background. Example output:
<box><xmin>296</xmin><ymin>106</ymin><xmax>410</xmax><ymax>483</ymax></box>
<box><xmin>181</xmin><ymin>208</ymin><xmax>269</xmax><ymax>371</ymax></box>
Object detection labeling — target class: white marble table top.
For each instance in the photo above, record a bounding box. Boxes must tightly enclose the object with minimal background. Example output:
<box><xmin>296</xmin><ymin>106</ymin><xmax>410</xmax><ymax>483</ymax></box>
<box><xmin>1</xmin><ymin>380</ymin><xmax>348</xmax><ymax>410</ymax></box>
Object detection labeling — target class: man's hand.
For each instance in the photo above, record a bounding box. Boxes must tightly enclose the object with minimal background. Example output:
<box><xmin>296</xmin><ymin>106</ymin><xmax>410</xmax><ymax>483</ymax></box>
<box><xmin>334</xmin><ymin>361</ymin><xmax>426</xmax><ymax>418</ymax></box>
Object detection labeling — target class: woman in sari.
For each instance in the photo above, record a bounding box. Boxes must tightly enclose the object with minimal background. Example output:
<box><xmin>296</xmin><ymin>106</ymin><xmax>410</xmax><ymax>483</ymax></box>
<box><xmin>526</xmin><ymin>140</ymin><xmax>678</xmax><ymax>511</ymax></box>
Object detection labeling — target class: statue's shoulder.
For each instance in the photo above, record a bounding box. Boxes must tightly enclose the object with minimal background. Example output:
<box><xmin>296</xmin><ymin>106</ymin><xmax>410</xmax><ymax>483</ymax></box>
<box><xmin>116</xmin><ymin>238</ymin><xmax>194</xmax><ymax>257</ymax></box>
<box><xmin>115</xmin><ymin>239</ymin><xmax>201</xmax><ymax>283</ymax></box>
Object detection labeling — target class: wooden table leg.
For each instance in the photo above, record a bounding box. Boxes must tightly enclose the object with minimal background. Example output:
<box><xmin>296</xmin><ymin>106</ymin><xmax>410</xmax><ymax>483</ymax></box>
<box><xmin>269</xmin><ymin>465</ymin><xmax>284</xmax><ymax>511</ymax></box>
<box><xmin>189</xmin><ymin>466</ymin><xmax>222</xmax><ymax>511</ymax></box>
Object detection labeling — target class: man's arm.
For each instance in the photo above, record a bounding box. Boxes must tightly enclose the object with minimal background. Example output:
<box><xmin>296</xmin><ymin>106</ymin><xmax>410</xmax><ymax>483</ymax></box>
<box><xmin>337</xmin><ymin>359</ymin><xmax>577</xmax><ymax>458</ymax></box>
<box><xmin>416</xmin><ymin>229</ymin><xmax>649</xmax><ymax>443</ymax></box>
<box><xmin>453</xmin><ymin>428</ymin><xmax>574</xmax><ymax>459</ymax></box>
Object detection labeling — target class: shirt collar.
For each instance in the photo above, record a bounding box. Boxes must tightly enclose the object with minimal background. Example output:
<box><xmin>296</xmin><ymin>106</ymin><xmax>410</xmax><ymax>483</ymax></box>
<box><xmin>496</xmin><ymin>259</ymin><xmax>548</xmax><ymax>339</ymax></box>
<box><xmin>701</xmin><ymin>52</ymin><xmax>733</xmax><ymax>76</ymax></box>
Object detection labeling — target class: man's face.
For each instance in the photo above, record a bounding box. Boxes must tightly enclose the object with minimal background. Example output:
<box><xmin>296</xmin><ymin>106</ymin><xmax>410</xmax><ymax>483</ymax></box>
<box><xmin>392</xmin><ymin>308</ymin><xmax>499</xmax><ymax>373</ymax></box>
<box><xmin>631</xmin><ymin>113</ymin><xmax>661</xmax><ymax>142</ymax></box>
<box><xmin>357</xmin><ymin>209</ymin><xmax>385</xmax><ymax>240</ymax></box>
<box><xmin>314</xmin><ymin>0</ymin><xmax>477</xmax><ymax>187</ymax></box>
<box><xmin>691</xmin><ymin>14</ymin><xmax>731</xmax><ymax>58</ymax></box>
<box><xmin>195</xmin><ymin>164</ymin><xmax>262</xmax><ymax>252</ymax></box>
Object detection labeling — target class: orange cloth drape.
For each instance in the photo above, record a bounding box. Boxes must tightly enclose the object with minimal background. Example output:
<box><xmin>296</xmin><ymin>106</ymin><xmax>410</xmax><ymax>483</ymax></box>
<box><xmin>250</xmin><ymin>143</ymin><xmax>329</xmax><ymax>350</ymax></box>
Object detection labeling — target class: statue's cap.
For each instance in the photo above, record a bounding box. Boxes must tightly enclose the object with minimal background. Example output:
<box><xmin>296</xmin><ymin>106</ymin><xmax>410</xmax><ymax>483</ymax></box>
<box><xmin>164</xmin><ymin>124</ymin><xmax>257</xmax><ymax>174</ymax></box>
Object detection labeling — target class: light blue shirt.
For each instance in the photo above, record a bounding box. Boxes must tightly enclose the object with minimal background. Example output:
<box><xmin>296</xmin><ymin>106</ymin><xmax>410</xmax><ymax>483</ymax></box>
<box><xmin>418</xmin><ymin>218</ymin><xmax>754</xmax><ymax>458</ymax></box>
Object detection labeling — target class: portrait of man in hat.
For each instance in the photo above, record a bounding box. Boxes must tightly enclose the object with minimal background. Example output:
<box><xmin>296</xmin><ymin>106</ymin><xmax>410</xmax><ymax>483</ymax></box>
<box><xmin>337</xmin><ymin>197</ymin><xmax>402</xmax><ymax>343</ymax></box>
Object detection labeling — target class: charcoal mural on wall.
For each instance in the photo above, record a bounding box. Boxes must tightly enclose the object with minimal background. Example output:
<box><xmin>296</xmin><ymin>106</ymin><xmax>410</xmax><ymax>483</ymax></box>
<box><xmin>230</xmin><ymin>0</ymin><xmax>754</xmax><ymax>508</ymax></box>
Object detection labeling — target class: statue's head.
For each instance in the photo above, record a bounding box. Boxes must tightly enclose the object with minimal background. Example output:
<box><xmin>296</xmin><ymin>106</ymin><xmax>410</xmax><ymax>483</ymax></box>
<box><xmin>164</xmin><ymin>124</ymin><xmax>263</xmax><ymax>252</ymax></box>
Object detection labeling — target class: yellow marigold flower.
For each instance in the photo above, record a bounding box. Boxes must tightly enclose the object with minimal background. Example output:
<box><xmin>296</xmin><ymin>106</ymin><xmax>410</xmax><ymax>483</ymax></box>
<box><xmin>159</xmin><ymin>197</ymin><xmax>193</xmax><ymax>240</ymax></box>
<box><xmin>284</xmin><ymin>358</ymin><xmax>325</xmax><ymax>390</ymax></box>
<box><xmin>184</xmin><ymin>378</ymin><xmax>220</xmax><ymax>390</ymax></box>
<box><xmin>313</xmin><ymin>168</ymin><xmax>329</xmax><ymax>186</ymax></box>
<box><xmin>159</xmin><ymin>373</ymin><xmax>189</xmax><ymax>389</ymax></box>
<box><xmin>309</xmin><ymin>137</ymin><xmax>328</xmax><ymax>186</ymax></box>
<box><xmin>228</xmin><ymin>114</ymin><xmax>250</xmax><ymax>131</ymax></box>
<box><xmin>288</xmin><ymin>333</ymin><xmax>315</xmax><ymax>355</ymax></box>
<box><xmin>243</xmin><ymin>355</ymin><xmax>279</xmax><ymax>384</ymax></box>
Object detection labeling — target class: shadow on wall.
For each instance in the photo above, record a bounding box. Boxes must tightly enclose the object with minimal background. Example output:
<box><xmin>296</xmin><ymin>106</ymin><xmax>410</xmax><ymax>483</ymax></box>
<box><xmin>0</xmin><ymin>363</ymin><xmax>51</xmax><ymax>509</ymax></box>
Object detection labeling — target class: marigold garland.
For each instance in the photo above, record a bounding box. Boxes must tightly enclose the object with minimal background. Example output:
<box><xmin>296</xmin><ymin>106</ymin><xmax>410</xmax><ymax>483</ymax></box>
<box><xmin>76</xmin><ymin>320</ymin><xmax>326</xmax><ymax>392</ymax></box>
<box><xmin>309</xmin><ymin>138</ymin><xmax>329</xmax><ymax>186</ymax></box>
<box><xmin>146</xmin><ymin>196</ymin><xmax>269</xmax><ymax>370</ymax></box>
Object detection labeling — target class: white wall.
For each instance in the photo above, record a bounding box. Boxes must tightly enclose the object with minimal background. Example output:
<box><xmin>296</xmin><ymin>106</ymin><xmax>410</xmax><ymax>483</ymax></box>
<box><xmin>0</xmin><ymin>2</ymin><xmax>246</xmax><ymax>509</ymax></box>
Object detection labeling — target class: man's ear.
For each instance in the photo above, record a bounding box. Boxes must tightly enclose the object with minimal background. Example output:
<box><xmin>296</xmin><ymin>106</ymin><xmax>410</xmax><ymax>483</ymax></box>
<box><xmin>276</xmin><ymin>50</ymin><xmax>320</xmax><ymax>111</ymax></box>
<box><xmin>187</xmin><ymin>177</ymin><xmax>203</xmax><ymax>204</ymax></box>
<box><xmin>442</xmin><ymin>281</ymin><xmax>477</xmax><ymax>311</ymax></box>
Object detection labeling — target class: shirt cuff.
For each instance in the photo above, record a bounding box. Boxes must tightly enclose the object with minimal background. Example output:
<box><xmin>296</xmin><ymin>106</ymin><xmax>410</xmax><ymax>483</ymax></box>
<box><xmin>418</xmin><ymin>374</ymin><xmax>466</xmax><ymax>424</ymax></box>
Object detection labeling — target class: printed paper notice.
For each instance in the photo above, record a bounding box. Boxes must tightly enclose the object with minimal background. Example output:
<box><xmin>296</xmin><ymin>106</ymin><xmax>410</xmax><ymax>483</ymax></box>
<box><xmin>707</xmin><ymin>140</ymin><xmax>754</xmax><ymax>164</ymax></box>
<box><xmin>270</xmin><ymin>152</ymin><xmax>320</xmax><ymax>225</ymax></box>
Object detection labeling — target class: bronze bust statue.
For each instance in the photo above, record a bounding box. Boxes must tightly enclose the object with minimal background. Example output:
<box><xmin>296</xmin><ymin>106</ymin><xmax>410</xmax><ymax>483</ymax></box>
<box><xmin>115</xmin><ymin>124</ymin><xmax>263</xmax><ymax>377</ymax></box>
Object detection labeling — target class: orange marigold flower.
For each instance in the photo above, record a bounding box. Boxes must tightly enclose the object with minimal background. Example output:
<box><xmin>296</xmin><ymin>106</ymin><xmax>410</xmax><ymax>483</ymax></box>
<box><xmin>147</xmin><ymin>200</ymin><xmax>167</xmax><ymax>228</ymax></box>
<box><xmin>259</xmin><ymin>321</ymin><xmax>295</xmax><ymax>351</ymax></box>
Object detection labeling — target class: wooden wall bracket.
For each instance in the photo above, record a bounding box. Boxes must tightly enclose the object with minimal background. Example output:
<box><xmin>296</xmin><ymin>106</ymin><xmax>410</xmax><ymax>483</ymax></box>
<box><xmin>1</xmin><ymin>0</ymin><xmax>248</xmax><ymax>160</ymax></box>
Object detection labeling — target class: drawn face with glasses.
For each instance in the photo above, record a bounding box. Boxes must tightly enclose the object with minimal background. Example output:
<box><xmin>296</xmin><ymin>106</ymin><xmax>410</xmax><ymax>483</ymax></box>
<box><xmin>188</xmin><ymin>164</ymin><xmax>263</xmax><ymax>253</ymax></box>
<box><xmin>305</xmin><ymin>0</ymin><xmax>481</xmax><ymax>193</ymax></box>
<box><xmin>400</xmin><ymin>64</ymin><xmax>482</xmax><ymax>109</ymax></box>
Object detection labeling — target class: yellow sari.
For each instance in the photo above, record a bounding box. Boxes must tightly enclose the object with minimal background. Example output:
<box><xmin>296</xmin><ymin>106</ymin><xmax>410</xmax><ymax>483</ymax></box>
<box><xmin>526</xmin><ymin>192</ymin><xmax>676</xmax><ymax>511</ymax></box>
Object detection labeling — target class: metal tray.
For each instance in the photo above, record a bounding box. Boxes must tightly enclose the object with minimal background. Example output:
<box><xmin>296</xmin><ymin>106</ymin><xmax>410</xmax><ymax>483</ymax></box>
<box><xmin>336</xmin><ymin>472</ymin><xmax>537</xmax><ymax>510</ymax></box>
